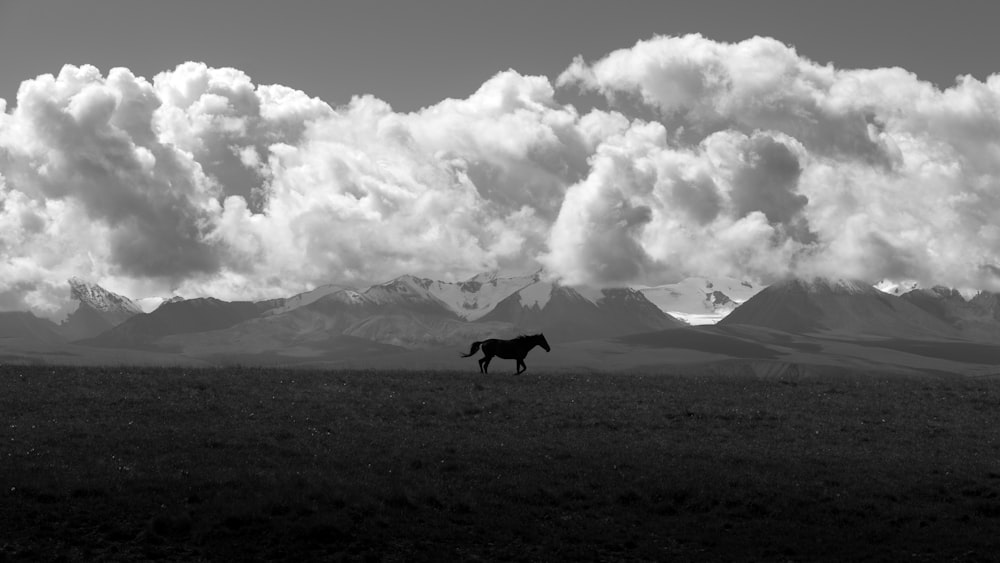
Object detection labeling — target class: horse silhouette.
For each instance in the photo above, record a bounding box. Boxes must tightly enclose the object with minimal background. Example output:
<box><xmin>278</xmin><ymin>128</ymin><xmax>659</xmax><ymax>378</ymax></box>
<box><xmin>461</xmin><ymin>333</ymin><xmax>550</xmax><ymax>374</ymax></box>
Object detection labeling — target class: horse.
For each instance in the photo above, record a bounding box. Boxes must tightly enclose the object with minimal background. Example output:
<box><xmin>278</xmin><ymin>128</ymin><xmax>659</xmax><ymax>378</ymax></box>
<box><xmin>461</xmin><ymin>333</ymin><xmax>550</xmax><ymax>374</ymax></box>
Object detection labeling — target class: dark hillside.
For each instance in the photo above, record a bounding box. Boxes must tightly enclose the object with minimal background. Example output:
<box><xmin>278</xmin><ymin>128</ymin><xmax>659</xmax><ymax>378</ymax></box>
<box><xmin>722</xmin><ymin>278</ymin><xmax>958</xmax><ymax>338</ymax></box>
<box><xmin>82</xmin><ymin>298</ymin><xmax>267</xmax><ymax>348</ymax></box>
<box><xmin>0</xmin><ymin>311</ymin><xmax>65</xmax><ymax>344</ymax></box>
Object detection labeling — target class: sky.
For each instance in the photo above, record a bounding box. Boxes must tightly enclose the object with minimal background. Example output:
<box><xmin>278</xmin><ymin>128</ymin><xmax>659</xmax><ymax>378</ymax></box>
<box><xmin>2</xmin><ymin>0</ymin><xmax>1000</xmax><ymax>317</ymax></box>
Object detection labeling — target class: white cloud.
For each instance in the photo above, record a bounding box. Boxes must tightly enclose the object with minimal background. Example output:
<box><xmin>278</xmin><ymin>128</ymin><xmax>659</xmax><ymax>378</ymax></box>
<box><xmin>4</xmin><ymin>35</ymin><xmax>1000</xmax><ymax>316</ymax></box>
<box><xmin>0</xmin><ymin>64</ymin><xmax>578</xmax><ymax>314</ymax></box>
<box><xmin>555</xmin><ymin>33</ymin><xmax>1000</xmax><ymax>290</ymax></box>
<box><xmin>541</xmin><ymin>125</ymin><xmax>814</xmax><ymax>285</ymax></box>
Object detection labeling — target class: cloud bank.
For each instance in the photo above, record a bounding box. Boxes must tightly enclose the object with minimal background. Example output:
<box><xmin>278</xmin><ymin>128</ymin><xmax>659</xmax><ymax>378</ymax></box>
<box><xmin>2</xmin><ymin>34</ymin><xmax>1000</xmax><ymax>316</ymax></box>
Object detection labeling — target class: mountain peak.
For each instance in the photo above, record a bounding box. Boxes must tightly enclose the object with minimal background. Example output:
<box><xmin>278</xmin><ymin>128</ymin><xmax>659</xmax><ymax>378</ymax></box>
<box><xmin>364</xmin><ymin>274</ymin><xmax>434</xmax><ymax>299</ymax></box>
<box><xmin>68</xmin><ymin>277</ymin><xmax>144</xmax><ymax>315</ymax></box>
<box><xmin>481</xmin><ymin>279</ymin><xmax>684</xmax><ymax>341</ymax></box>
<box><xmin>61</xmin><ymin>277</ymin><xmax>145</xmax><ymax>340</ymax></box>
<box><xmin>383</xmin><ymin>274</ymin><xmax>434</xmax><ymax>291</ymax></box>
<box><xmin>771</xmin><ymin>277</ymin><xmax>876</xmax><ymax>296</ymax></box>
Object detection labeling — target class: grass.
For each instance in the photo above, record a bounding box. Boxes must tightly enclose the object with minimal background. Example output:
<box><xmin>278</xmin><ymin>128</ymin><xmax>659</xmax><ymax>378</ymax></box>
<box><xmin>2</xmin><ymin>365</ymin><xmax>1000</xmax><ymax>561</ymax></box>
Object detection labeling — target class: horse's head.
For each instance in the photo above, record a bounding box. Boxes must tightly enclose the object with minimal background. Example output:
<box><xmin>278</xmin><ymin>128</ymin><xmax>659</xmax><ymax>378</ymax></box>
<box><xmin>536</xmin><ymin>333</ymin><xmax>551</xmax><ymax>352</ymax></box>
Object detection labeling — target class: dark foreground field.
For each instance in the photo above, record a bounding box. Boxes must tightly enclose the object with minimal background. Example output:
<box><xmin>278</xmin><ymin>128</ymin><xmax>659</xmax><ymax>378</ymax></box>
<box><xmin>2</xmin><ymin>366</ymin><xmax>1000</xmax><ymax>562</ymax></box>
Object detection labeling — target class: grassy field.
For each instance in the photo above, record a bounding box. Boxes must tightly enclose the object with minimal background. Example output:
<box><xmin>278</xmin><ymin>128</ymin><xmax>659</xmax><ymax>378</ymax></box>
<box><xmin>2</xmin><ymin>365</ymin><xmax>1000</xmax><ymax>562</ymax></box>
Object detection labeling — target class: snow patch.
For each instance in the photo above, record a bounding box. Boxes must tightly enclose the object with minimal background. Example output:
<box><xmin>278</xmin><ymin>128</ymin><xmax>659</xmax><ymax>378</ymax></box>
<box><xmin>639</xmin><ymin>276</ymin><xmax>762</xmax><ymax>323</ymax></box>
<box><xmin>875</xmin><ymin>279</ymin><xmax>921</xmax><ymax>296</ymax></box>
<box><xmin>518</xmin><ymin>281</ymin><xmax>553</xmax><ymax>309</ymax></box>
<box><xmin>423</xmin><ymin>270</ymin><xmax>540</xmax><ymax>319</ymax></box>
<box><xmin>362</xmin><ymin>276</ymin><xmax>437</xmax><ymax>305</ymax></box>
<box><xmin>877</xmin><ymin>279</ymin><xmax>978</xmax><ymax>301</ymax></box>
<box><xmin>68</xmin><ymin>277</ymin><xmax>144</xmax><ymax>315</ymax></box>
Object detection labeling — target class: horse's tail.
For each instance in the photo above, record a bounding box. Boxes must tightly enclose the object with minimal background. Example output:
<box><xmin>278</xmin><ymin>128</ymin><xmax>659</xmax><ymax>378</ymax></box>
<box><xmin>460</xmin><ymin>341</ymin><xmax>483</xmax><ymax>358</ymax></box>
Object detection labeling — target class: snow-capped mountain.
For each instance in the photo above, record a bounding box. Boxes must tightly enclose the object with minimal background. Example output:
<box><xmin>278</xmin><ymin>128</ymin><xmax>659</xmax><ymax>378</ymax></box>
<box><xmin>876</xmin><ymin>279</ymin><xmax>978</xmax><ymax>299</ymax></box>
<box><xmin>337</xmin><ymin>269</ymin><xmax>541</xmax><ymax>321</ymax></box>
<box><xmin>479</xmin><ymin>280</ymin><xmax>685</xmax><ymax>342</ymax></box>
<box><xmin>720</xmin><ymin>277</ymin><xmax>958</xmax><ymax>338</ymax></box>
<box><xmin>155</xmin><ymin>277</ymin><xmax>519</xmax><ymax>354</ymax></box>
<box><xmin>67</xmin><ymin>278</ymin><xmax>144</xmax><ymax>317</ymax></box>
<box><xmin>292</xmin><ymin>276</ymin><xmax>518</xmax><ymax>348</ymax></box>
<box><xmin>420</xmin><ymin>269</ymin><xmax>542</xmax><ymax>320</ymax></box>
<box><xmin>77</xmin><ymin>272</ymin><xmax>530</xmax><ymax>353</ymax></box>
<box><xmin>60</xmin><ymin>278</ymin><xmax>144</xmax><ymax>340</ymax></box>
<box><xmin>116</xmin><ymin>272</ymin><xmax>692</xmax><ymax>357</ymax></box>
<box><xmin>638</xmin><ymin>277</ymin><xmax>762</xmax><ymax>325</ymax></box>
<box><xmin>19</xmin><ymin>269</ymin><xmax>1000</xmax><ymax>369</ymax></box>
<box><xmin>354</xmin><ymin>275</ymin><xmax>460</xmax><ymax>315</ymax></box>
<box><xmin>874</xmin><ymin>279</ymin><xmax>922</xmax><ymax>296</ymax></box>
<box><xmin>328</xmin><ymin>271</ymin><xmax>542</xmax><ymax>319</ymax></box>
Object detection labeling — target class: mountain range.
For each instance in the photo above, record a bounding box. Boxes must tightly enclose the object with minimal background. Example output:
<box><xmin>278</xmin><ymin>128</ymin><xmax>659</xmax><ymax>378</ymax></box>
<box><xmin>6</xmin><ymin>272</ymin><xmax>1000</xmax><ymax>375</ymax></box>
<box><xmin>480</xmin><ymin>281</ymin><xmax>685</xmax><ymax>341</ymax></box>
<box><xmin>34</xmin><ymin>270</ymin><xmax>680</xmax><ymax>364</ymax></box>
<box><xmin>719</xmin><ymin>277</ymin><xmax>1000</xmax><ymax>343</ymax></box>
<box><xmin>720</xmin><ymin>278</ymin><xmax>959</xmax><ymax>338</ymax></box>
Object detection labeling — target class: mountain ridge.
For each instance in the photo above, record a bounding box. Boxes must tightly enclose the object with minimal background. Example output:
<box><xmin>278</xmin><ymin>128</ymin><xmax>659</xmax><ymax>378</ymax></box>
<box><xmin>900</xmin><ymin>286</ymin><xmax>1000</xmax><ymax>341</ymax></box>
<box><xmin>480</xmin><ymin>280</ymin><xmax>685</xmax><ymax>342</ymax></box>
<box><xmin>720</xmin><ymin>277</ymin><xmax>960</xmax><ymax>339</ymax></box>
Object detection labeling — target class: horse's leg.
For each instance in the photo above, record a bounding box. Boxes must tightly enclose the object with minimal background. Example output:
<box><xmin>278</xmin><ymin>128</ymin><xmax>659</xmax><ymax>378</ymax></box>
<box><xmin>482</xmin><ymin>355</ymin><xmax>492</xmax><ymax>374</ymax></box>
<box><xmin>478</xmin><ymin>356</ymin><xmax>486</xmax><ymax>374</ymax></box>
<box><xmin>515</xmin><ymin>358</ymin><xmax>526</xmax><ymax>374</ymax></box>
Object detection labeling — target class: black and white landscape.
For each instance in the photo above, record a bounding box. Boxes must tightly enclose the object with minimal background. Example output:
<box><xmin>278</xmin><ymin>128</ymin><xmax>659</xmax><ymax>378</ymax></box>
<box><xmin>6</xmin><ymin>273</ymin><xmax>1000</xmax><ymax>378</ymax></box>
<box><xmin>3</xmin><ymin>1</ymin><xmax>1000</xmax><ymax>561</ymax></box>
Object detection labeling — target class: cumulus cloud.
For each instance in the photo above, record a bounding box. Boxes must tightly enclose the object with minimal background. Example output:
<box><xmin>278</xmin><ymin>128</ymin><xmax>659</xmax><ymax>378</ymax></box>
<box><xmin>4</xmin><ymin>34</ymin><xmax>1000</xmax><ymax>316</ymax></box>
<box><xmin>541</xmin><ymin>125</ymin><xmax>814</xmax><ymax>285</ymax></box>
<box><xmin>553</xmin><ymin>34</ymin><xmax>1000</xmax><ymax>291</ymax></box>
<box><xmin>3</xmin><ymin>65</ymin><xmax>222</xmax><ymax>282</ymax></box>
<box><xmin>0</xmin><ymin>64</ymin><xmax>583</xmax><ymax>314</ymax></box>
<box><xmin>558</xmin><ymin>34</ymin><xmax>895</xmax><ymax>166</ymax></box>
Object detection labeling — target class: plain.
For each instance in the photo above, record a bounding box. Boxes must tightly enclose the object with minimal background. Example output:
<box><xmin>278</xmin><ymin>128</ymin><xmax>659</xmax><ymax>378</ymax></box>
<box><xmin>2</xmin><ymin>365</ymin><xmax>1000</xmax><ymax>562</ymax></box>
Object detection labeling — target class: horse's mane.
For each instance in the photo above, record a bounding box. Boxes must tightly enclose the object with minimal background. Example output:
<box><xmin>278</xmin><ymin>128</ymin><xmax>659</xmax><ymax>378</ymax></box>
<box><xmin>512</xmin><ymin>333</ymin><xmax>540</xmax><ymax>342</ymax></box>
